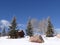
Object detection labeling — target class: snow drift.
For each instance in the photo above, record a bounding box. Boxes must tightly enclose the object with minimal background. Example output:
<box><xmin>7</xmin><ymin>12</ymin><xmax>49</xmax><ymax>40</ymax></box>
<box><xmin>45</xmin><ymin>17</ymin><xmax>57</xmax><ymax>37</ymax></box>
<box><xmin>0</xmin><ymin>35</ymin><xmax>60</xmax><ymax>45</ymax></box>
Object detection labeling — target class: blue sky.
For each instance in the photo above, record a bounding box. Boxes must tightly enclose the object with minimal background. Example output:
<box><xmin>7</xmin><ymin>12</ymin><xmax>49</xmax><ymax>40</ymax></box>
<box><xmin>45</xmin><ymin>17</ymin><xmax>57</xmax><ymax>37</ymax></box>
<box><xmin>0</xmin><ymin>0</ymin><xmax>60</xmax><ymax>30</ymax></box>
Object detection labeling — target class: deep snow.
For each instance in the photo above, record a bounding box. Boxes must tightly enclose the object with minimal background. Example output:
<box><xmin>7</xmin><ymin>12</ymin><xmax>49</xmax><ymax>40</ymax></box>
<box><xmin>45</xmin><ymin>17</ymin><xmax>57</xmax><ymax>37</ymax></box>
<box><xmin>0</xmin><ymin>36</ymin><xmax>60</xmax><ymax>45</ymax></box>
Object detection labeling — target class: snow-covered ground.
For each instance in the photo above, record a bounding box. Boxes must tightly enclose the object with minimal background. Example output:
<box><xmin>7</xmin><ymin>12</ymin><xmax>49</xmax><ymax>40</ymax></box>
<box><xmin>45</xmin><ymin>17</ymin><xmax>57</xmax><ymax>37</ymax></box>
<box><xmin>0</xmin><ymin>36</ymin><xmax>60</xmax><ymax>45</ymax></box>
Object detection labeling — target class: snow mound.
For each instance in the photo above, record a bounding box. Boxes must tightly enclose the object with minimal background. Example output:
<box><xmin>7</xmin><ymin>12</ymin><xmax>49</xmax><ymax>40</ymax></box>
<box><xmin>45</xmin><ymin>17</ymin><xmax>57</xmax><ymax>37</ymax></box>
<box><xmin>0</xmin><ymin>36</ymin><xmax>60</xmax><ymax>45</ymax></box>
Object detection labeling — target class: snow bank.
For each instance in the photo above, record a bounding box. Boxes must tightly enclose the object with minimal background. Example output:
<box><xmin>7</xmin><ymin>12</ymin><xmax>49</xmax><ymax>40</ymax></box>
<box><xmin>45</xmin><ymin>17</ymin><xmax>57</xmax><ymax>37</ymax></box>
<box><xmin>0</xmin><ymin>36</ymin><xmax>60</xmax><ymax>45</ymax></box>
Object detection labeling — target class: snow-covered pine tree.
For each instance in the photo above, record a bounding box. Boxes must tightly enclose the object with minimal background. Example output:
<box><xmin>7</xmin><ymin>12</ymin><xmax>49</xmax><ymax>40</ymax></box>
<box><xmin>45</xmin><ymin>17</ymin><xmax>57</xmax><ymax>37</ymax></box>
<box><xmin>26</xmin><ymin>18</ymin><xmax>33</xmax><ymax>37</ymax></box>
<box><xmin>9</xmin><ymin>16</ymin><xmax>18</xmax><ymax>38</ymax></box>
<box><xmin>46</xmin><ymin>17</ymin><xmax>54</xmax><ymax>37</ymax></box>
<box><xmin>2</xmin><ymin>27</ymin><xmax>6</xmax><ymax>36</ymax></box>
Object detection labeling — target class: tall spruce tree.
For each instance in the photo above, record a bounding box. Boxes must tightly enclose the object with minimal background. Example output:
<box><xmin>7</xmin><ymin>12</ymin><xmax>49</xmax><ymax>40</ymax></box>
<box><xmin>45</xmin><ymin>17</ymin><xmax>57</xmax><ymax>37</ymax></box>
<box><xmin>2</xmin><ymin>27</ymin><xmax>6</xmax><ymax>36</ymax></box>
<box><xmin>26</xmin><ymin>18</ymin><xmax>33</xmax><ymax>37</ymax></box>
<box><xmin>9</xmin><ymin>17</ymin><xmax>18</xmax><ymax>38</ymax></box>
<box><xmin>46</xmin><ymin>17</ymin><xmax>54</xmax><ymax>37</ymax></box>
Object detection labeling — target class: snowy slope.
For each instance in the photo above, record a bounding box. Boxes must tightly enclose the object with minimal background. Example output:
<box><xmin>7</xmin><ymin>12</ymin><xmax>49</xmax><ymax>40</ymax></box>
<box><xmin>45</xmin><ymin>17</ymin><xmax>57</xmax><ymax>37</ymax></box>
<box><xmin>0</xmin><ymin>36</ymin><xmax>60</xmax><ymax>45</ymax></box>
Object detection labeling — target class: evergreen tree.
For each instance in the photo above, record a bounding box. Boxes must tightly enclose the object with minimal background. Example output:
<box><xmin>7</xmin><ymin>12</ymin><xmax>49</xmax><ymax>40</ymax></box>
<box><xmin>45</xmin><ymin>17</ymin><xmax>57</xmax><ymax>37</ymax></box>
<box><xmin>46</xmin><ymin>17</ymin><xmax>54</xmax><ymax>37</ymax></box>
<box><xmin>0</xmin><ymin>33</ymin><xmax>1</xmax><ymax>37</ymax></box>
<box><xmin>2</xmin><ymin>27</ymin><xmax>6</xmax><ymax>36</ymax></box>
<box><xmin>9</xmin><ymin>17</ymin><xmax>18</xmax><ymax>38</ymax></box>
<box><xmin>26</xmin><ymin>18</ymin><xmax>33</xmax><ymax>37</ymax></box>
